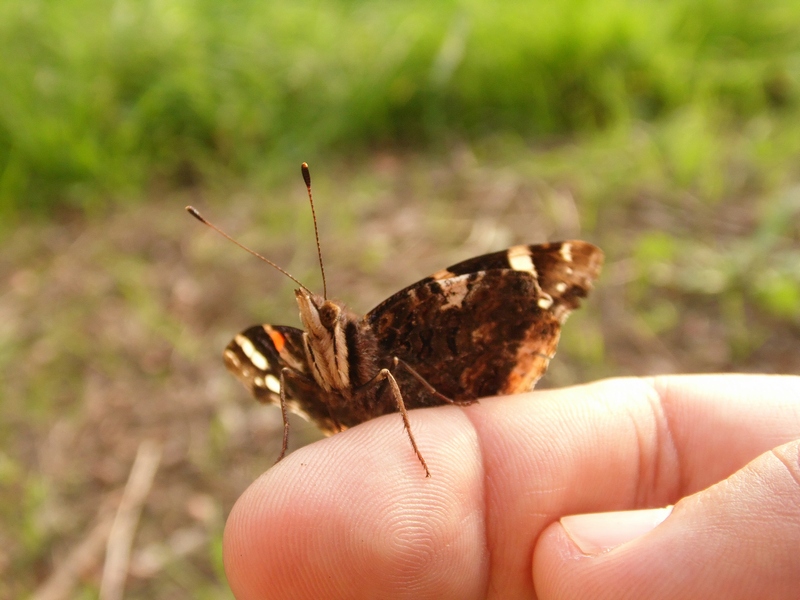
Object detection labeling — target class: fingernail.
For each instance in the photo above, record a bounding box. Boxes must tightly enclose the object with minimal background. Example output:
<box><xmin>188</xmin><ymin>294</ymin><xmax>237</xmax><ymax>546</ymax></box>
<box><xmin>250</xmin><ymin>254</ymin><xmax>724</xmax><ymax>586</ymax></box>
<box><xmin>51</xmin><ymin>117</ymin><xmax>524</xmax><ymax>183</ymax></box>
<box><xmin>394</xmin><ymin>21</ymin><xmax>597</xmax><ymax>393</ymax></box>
<box><xmin>560</xmin><ymin>506</ymin><xmax>673</xmax><ymax>555</ymax></box>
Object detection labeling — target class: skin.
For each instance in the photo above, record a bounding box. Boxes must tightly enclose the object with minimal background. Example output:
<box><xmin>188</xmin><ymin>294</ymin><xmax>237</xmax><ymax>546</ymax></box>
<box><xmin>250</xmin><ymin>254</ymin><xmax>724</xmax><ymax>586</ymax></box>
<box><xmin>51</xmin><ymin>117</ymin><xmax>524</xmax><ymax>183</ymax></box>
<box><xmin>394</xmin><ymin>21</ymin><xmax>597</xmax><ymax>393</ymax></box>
<box><xmin>223</xmin><ymin>374</ymin><xmax>800</xmax><ymax>599</ymax></box>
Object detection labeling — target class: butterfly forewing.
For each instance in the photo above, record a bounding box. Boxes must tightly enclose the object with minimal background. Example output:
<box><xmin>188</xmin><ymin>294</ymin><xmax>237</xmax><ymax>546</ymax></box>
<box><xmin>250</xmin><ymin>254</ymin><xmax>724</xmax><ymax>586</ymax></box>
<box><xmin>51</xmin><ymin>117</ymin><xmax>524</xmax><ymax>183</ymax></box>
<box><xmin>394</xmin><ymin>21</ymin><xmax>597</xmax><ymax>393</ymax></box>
<box><xmin>223</xmin><ymin>325</ymin><xmax>299</xmax><ymax>402</ymax></box>
<box><xmin>222</xmin><ymin>324</ymin><xmax>331</xmax><ymax>430</ymax></box>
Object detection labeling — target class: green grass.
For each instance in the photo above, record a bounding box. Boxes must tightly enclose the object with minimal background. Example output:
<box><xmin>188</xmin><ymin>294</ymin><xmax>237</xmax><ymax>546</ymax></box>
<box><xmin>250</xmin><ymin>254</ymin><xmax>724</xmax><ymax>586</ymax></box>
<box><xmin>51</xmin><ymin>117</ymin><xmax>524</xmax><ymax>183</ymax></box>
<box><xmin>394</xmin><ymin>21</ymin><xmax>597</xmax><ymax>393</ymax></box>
<box><xmin>1</xmin><ymin>0</ymin><xmax>799</xmax><ymax>216</ymax></box>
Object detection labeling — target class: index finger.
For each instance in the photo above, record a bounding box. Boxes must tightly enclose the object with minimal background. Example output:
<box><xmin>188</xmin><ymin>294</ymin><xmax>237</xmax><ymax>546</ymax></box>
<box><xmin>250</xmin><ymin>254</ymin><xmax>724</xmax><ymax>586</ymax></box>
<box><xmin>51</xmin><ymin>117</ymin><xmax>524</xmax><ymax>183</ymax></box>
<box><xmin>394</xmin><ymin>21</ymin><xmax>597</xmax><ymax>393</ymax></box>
<box><xmin>223</xmin><ymin>375</ymin><xmax>800</xmax><ymax>599</ymax></box>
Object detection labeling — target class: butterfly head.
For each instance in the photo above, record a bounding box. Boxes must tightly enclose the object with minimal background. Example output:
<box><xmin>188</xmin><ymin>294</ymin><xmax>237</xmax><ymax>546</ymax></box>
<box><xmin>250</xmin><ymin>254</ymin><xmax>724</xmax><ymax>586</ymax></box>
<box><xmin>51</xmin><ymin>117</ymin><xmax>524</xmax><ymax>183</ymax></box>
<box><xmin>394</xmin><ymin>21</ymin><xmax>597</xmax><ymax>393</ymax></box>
<box><xmin>295</xmin><ymin>289</ymin><xmax>342</xmax><ymax>333</ymax></box>
<box><xmin>294</xmin><ymin>289</ymin><xmax>351</xmax><ymax>392</ymax></box>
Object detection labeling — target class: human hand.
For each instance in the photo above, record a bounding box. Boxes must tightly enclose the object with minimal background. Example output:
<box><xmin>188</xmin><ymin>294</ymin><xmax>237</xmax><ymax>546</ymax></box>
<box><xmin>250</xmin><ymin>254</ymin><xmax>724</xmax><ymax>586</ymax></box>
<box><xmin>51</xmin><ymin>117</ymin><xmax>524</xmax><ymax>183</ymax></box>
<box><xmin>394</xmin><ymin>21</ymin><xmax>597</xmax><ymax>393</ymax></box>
<box><xmin>223</xmin><ymin>374</ymin><xmax>800</xmax><ymax>599</ymax></box>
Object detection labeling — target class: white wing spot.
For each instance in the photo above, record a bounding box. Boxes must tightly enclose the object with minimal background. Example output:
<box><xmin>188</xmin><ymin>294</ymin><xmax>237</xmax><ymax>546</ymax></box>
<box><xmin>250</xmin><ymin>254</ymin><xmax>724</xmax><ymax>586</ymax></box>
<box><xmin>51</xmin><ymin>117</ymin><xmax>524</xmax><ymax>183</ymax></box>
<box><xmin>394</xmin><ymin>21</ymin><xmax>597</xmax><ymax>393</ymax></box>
<box><xmin>508</xmin><ymin>245</ymin><xmax>535</xmax><ymax>273</ymax></box>
<box><xmin>235</xmin><ymin>334</ymin><xmax>269</xmax><ymax>371</ymax></box>
<box><xmin>538</xmin><ymin>295</ymin><xmax>554</xmax><ymax>310</ymax></box>
<box><xmin>440</xmin><ymin>276</ymin><xmax>470</xmax><ymax>310</ymax></box>
<box><xmin>555</xmin><ymin>281</ymin><xmax>568</xmax><ymax>293</ymax></box>
<box><xmin>560</xmin><ymin>243</ymin><xmax>573</xmax><ymax>263</ymax></box>
<box><xmin>253</xmin><ymin>376</ymin><xmax>265</xmax><ymax>388</ymax></box>
<box><xmin>224</xmin><ymin>349</ymin><xmax>241</xmax><ymax>369</ymax></box>
<box><xmin>265</xmin><ymin>374</ymin><xmax>281</xmax><ymax>394</ymax></box>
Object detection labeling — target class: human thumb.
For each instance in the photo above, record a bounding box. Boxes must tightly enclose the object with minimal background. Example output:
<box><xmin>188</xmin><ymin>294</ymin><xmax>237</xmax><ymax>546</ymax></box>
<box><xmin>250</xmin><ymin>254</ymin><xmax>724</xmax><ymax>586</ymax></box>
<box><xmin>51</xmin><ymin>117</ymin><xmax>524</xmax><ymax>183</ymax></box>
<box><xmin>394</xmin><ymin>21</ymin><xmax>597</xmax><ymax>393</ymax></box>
<box><xmin>533</xmin><ymin>439</ymin><xmax>800</xmax><ymax>600</ymax></box>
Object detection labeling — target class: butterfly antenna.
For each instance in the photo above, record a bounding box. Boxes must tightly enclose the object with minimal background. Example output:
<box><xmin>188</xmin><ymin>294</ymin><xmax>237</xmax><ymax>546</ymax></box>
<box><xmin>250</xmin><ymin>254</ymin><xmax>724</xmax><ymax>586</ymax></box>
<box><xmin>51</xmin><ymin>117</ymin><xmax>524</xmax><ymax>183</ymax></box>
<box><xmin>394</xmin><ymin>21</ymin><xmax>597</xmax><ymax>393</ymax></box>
<box><xmin>186</xmin><ymin>206</ymin><xmax>312</xmax><ymax>294</ymax></box>
<box><xmin>301</xmin><ymin>163</ymin><xmax>328</xmax><ymax>300</ymax></box>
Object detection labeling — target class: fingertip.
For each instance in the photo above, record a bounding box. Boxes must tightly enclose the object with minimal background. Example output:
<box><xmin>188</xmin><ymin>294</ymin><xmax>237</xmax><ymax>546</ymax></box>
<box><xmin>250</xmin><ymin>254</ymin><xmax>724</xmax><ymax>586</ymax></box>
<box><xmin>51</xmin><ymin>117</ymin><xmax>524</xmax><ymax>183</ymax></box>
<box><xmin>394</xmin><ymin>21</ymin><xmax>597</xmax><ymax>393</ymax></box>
<box><xmin>533</xmin><ymin>506</ymin><xmax>681</xmax><ymax>600</ymax></box>
<box><xmin>559</xmin><ymin>507</ymin><xmax>673</xmax><ymax>556</ymax></box>
<box><xmin>223</xmin><ymin>407</ymin><xmax>488</xmax><ymax>599</ymax></box>
<box><xmin>533</xmin><ymin>440</ymin><xmax>800</xmax><ymax>600</ymax></box>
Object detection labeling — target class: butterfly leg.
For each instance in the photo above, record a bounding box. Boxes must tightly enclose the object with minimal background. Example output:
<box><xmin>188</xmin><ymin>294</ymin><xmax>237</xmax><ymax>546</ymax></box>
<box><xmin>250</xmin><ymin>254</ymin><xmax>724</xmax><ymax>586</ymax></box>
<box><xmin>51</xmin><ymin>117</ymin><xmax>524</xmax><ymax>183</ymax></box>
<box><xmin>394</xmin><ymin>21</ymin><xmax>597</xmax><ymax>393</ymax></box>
<box><xmin>277</xmin><ymin>368</ymin><xmax>293</xmax><ymax>462</ymax></box>
<box><xmin>392</xmin><ymin>357</ymin><xmax>477</xmax><ymax>407</ymax></box>
<box><xmin>275</xmin><ymin>366</ymin><xmax>345</xmax><ymax>464</ymax></box>
<box><xmin>360</xmin><ymin>368</ymin><xmax>431</xmax><ymax>477</ymax></box>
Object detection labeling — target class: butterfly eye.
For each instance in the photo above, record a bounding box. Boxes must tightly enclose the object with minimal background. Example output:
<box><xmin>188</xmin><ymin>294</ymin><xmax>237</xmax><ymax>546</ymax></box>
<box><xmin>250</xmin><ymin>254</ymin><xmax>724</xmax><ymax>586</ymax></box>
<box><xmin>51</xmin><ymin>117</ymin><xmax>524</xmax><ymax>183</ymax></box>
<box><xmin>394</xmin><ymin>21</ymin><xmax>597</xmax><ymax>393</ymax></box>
<box><xmin>318</xmin><ymin>302</ymin><xmax>341</xmax><ymax>328</ymax></box>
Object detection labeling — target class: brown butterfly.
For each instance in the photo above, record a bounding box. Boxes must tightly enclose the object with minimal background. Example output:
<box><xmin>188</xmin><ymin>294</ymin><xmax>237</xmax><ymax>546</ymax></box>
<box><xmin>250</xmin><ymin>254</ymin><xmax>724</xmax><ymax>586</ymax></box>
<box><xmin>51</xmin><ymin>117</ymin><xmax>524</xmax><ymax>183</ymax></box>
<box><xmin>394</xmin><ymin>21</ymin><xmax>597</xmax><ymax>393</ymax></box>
<box><xmin>189</xmin><ymin>164</ymin><xmax>603</xmax><ymax>476</ymax></box>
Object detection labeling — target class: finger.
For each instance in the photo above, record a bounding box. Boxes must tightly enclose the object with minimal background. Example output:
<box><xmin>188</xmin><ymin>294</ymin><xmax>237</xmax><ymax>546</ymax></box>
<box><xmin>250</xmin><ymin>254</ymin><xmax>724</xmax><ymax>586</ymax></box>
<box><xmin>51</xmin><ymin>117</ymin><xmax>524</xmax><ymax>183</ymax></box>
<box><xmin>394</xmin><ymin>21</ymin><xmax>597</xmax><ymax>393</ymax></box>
<box><xmin>463</xmin><ymin>374</ymin><xmax>800</xmax><ymax>597</ymax></box>
<box><xmin>647</xmin><ymin>374</ymin><xmax>800</xmax><ymax>490</ymax></box>
<box><xmin>534</xmin><ymin>439</ymin><xmax>800</xmax><ymax>599</ymax></box>
<box><xmin>224</xmin><ymin>407</ymin><xmax>489</xmax><ymax>600</ymax></box>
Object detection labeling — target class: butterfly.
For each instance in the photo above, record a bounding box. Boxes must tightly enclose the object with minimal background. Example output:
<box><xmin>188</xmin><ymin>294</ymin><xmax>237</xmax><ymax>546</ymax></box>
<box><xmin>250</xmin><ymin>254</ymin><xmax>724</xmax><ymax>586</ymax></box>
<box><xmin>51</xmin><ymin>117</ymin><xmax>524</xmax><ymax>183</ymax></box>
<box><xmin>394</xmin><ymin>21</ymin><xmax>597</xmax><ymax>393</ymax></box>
<box><xmin>189</xmin><ymin>164</ymin><xmax>603</xmax><ymax>476</ymax></box>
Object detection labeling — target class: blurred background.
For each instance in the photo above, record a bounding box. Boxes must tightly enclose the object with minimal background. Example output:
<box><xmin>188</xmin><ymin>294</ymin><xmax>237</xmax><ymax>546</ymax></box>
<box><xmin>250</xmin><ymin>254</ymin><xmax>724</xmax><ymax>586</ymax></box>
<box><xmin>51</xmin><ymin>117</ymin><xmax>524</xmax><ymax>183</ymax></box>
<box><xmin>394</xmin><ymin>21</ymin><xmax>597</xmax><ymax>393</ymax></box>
<box><xmin>3</xmin><ymin>0</ymin><xmax>800</xmax><ymax>597</ymax></box>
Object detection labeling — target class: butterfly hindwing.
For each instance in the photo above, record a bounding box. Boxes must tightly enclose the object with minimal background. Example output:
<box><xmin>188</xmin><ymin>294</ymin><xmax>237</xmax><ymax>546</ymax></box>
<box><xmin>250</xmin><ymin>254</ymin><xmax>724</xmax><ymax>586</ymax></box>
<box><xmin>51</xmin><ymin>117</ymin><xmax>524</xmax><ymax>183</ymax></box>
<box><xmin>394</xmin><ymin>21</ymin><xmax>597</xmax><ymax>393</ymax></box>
<box><xmin>366</xmin><ymin>241</ymin><xmax>603</xmax><ymax>403</ymax></box>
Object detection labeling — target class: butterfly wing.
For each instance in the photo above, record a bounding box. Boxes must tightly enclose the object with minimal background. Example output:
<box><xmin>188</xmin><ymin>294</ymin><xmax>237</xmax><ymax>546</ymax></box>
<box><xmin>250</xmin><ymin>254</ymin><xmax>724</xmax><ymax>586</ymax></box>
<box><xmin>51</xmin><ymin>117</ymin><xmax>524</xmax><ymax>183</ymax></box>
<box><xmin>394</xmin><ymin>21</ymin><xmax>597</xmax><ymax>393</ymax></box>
<box><xmin>223</xmin><ymin>324</ymin><xmax>339</xmax><ymax>433</ymax></box>
<box><xmin>366</xmin><ymin>241</ymin><xmax>603</xmax><ymax>404</ymax></box>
